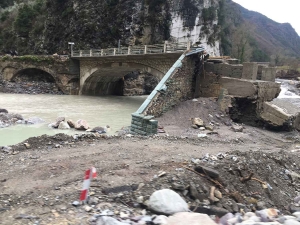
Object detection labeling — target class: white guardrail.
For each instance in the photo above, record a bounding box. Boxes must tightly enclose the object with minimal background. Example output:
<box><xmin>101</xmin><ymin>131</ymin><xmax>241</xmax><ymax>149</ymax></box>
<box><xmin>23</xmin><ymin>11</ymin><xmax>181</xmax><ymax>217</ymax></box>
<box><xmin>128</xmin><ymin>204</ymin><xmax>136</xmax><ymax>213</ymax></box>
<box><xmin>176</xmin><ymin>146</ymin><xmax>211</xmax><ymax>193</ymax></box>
<box><xmin>71</xmin><ymin>42</ymin><xmax>192</xmax><ymax>57</ymax></box>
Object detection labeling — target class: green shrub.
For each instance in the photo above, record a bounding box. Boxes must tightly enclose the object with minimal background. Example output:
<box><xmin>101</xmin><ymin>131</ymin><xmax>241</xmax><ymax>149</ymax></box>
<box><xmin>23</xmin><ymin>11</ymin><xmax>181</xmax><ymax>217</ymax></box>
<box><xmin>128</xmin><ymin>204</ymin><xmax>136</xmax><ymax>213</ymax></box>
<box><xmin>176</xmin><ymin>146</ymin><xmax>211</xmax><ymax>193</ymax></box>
<box><xmin>14</xmin><ymin>4</ymin><xmax>36</xmax><ymax>37</ymax></box>
<box><xmin>0</xmin><ymin>11</ymin><xmax>10</xmax><ymax>22</ymax></box>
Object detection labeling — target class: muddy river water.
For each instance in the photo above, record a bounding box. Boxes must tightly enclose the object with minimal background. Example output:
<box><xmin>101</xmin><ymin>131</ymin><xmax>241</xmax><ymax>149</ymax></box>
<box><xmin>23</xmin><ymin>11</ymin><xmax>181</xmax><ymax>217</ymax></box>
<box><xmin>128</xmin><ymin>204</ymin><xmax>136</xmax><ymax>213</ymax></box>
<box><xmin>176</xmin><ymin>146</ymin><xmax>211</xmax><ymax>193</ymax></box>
<box><xmin>1</xmin><ymin>79</ymin><xmax>300</xmax><ymax>146</ymax></box>
<box><xmin>0</xmin><ymin>93</ymin><xmax>146</xmax><ymax>146</ymax></box>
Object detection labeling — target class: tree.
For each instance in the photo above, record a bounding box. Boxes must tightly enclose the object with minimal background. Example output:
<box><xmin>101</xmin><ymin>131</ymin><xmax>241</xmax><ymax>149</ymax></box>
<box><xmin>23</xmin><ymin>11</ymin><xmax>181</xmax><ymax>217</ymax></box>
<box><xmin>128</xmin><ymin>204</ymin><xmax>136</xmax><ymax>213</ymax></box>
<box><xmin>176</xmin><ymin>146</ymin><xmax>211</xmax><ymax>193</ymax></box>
<box><xmin>14</xmin><ymin>4</ymin><xmax>36</xmax><ymax>37</ymax></box>
<box><xmin>231</xmin><ymin>24</ymin><xmax>253</xmax><ymax>63</ymax></box>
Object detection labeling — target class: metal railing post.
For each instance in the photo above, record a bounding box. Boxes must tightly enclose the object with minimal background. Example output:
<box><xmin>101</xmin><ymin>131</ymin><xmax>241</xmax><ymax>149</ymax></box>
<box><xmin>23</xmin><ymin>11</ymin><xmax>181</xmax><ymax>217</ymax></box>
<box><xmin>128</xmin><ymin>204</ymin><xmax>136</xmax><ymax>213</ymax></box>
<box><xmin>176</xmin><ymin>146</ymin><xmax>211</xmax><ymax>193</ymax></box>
<box><xmin>128</xmin><ymin>46</ymin><xmax>131</xmax><ymax>55</ymax></box>
<box><xmin>101</xmin><ymin>49</ymin><xmax>103</xmax><ymax>56</ymax></box>
<box><xmin>144</xmin><ymin>45</ymin><xmax>147</xmax><ymax>54</ymax></box>
<box><xmin>164</xmin><ymin>41</ymin><xmax>167</xmax><ymax>53</ymax></box>
<box><xmin>90</xmin><ymin>49</ymin><xmax>92</xmax><ymax>56</ymax></box>
<box><xmin>114</xmin><ymin>48</ymin><xmax>116</xmax><ymax>55</ymax></box>
<box><xmin>80</xmin><ymin>50</ymin><xmax>82</xmax><ymax>57</ymax></box>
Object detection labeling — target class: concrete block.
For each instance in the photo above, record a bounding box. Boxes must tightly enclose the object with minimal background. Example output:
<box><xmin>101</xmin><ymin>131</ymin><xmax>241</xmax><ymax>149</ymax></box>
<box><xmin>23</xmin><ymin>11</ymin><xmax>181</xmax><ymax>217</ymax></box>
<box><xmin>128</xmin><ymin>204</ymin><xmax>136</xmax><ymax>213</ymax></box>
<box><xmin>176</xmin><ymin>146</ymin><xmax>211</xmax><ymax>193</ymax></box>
<box><xmin>242</xmin><ymin>62</ymin><xmax>258</xmax><ymax>80</ymax></box>
<box><xmin>261</xmin><ymin>67</ymin><xmax>276</xmax><ymax>82</ymax></box>
<box><xmin>260</xmin><ymin>99</ymin><xmax>300</xmax><ymax>130</ymax></box>
<box><xmin>220</xmin><ymin>77</ymin><xmax>257</xmax><ymax>97</ymax></box>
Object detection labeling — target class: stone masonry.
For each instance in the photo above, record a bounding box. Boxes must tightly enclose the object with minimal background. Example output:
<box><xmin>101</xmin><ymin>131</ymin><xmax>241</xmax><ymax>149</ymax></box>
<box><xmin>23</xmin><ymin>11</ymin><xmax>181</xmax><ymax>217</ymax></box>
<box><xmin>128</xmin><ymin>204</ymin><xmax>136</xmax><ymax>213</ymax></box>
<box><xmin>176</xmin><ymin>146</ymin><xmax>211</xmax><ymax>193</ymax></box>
<box><xmin>0</xmin><ymin>57</ymin><xmax>79</xmax><ymax>94</ymax></box>
<box><xmin>144</xmin><ymin>56</ymin><xmax>196</xmax><ymax>117</ymax></box>
<box><xmin>131</xmin><ymin>113</ymin><xmax>158</xmax><ymax>135</ymax></box>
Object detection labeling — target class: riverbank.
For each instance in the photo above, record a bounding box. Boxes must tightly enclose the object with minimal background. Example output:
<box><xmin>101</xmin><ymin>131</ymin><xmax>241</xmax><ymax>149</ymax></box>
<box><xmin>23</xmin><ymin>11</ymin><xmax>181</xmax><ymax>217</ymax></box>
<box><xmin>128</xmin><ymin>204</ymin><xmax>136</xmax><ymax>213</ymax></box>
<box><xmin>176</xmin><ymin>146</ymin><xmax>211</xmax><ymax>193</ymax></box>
<box><xmin>0</xmin><ymin>130</ymin><xmax>300</xmax><ymax>224</ymax></box>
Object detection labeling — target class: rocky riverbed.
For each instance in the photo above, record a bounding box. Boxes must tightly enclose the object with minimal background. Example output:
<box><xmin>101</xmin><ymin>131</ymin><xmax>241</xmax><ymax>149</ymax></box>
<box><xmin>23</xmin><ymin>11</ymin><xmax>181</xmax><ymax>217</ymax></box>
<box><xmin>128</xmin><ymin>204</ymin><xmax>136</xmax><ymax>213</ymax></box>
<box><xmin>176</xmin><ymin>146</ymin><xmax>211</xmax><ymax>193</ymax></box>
<box><xmin>0</xmin><ymin>80</ymin><xmax>64</xmax><ymax>95</ymax></box>
<box><xmin>0</xmin><ymin>109</ymin><xmax>46</xmax><ymax>129</ymax></box>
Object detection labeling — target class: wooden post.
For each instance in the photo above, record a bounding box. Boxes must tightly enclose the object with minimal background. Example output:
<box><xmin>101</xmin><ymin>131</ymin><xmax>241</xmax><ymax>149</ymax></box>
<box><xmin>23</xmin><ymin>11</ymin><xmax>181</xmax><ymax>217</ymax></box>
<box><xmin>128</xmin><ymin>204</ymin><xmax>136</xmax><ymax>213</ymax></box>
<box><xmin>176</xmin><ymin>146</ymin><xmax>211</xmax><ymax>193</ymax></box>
<box><xmin>144</xmin><ymin>45</ymin><xmax>148</xmax><ymax>54</ymax></box>
<box><xmin>101</xmin><ymin>49</ymin><xmax>103</xmax><ymax>56</ymax></box>
<box><xmin>90</xmin><ymin>49</ymin><xmax>92</xmax><ymax>56</ymax></box>
<box><xmin>114</xmin><ymin>48</ymin><xmax>116</xmax><ymax>55</ymax></box>
<box><xmin>80</xmin><ymin>50</ymin><xmax>82</xmax><ymax>57</ymax></box>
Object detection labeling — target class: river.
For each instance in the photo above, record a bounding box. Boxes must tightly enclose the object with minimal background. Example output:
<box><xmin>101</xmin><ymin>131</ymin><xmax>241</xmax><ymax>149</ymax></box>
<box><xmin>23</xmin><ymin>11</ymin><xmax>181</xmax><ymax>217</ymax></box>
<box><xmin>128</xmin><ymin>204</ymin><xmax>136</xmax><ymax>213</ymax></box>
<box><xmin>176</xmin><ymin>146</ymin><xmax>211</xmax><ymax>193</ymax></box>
<box><xmin>0</xmin><ymin>93</ymin><xmax>146</xmax><ymax>146</ymax></box>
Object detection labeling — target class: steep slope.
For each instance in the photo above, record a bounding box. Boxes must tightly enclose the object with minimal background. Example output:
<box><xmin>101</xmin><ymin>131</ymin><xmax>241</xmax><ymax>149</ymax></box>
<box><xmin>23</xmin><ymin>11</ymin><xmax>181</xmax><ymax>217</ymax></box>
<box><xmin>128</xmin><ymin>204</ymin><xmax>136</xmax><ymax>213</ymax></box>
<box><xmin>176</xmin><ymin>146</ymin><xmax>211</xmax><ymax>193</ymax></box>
<box><xmin>0</xmin><ymin>0</ymin><xmax>220</xmax><ymax>55</ymax></box>
<box><xmin>240</xmin><ymin>4</ymin><xmax>300</xmax><ymax>57</ymax></box>
<box><xmin>222</xmin><ymin>0</ymin><xmax>300</xmax><ymax>59</ymax></box>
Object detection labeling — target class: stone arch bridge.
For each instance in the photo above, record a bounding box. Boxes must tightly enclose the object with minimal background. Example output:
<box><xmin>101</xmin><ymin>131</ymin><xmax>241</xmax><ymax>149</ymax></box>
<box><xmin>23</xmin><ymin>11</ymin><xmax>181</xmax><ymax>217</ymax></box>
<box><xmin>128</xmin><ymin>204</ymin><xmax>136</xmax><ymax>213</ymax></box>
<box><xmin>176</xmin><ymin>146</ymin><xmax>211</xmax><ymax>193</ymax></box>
<box><xmin>0</xmin><ymin>57</ymin><xmax>80</xmax><ymax>94</ymax></box>
<box><xmin>0</xmin><ymin>42</ymin><xmax>191</xmax><ymax>95</ymax></box>
<box><xmin>76</xmin><ymin>53</ymin><xmax>182</xmax><ymax>95</ymax></box>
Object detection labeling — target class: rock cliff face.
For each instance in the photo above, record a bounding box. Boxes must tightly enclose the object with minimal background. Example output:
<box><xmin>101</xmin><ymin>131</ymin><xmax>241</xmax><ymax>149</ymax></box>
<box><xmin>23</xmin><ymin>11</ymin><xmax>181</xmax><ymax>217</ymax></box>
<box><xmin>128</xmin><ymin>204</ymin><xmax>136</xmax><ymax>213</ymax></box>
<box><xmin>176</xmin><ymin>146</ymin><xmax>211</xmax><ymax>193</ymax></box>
<box><xmin>0</xmin><ymin>0</ymin><xmax>221</xmax><ymax>56</ymax></box>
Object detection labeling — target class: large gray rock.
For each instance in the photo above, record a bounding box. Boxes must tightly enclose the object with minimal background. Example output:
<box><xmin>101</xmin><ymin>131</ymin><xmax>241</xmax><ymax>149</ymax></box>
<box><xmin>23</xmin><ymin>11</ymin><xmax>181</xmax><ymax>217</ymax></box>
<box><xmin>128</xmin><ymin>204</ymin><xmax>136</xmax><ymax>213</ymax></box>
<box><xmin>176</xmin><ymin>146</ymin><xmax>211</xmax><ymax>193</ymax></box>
<box><xmin>88</xmin><ymin>125</ymin><xmax>110</xmax><ymax>134</ymax></box>
<box><xmin>166</xmin><ymin>212</ymin><xmax>218</xmax><ymax>225</ymax></box>
<box><xmin>97</xmin><ymin>216</ymin><xmax>128</xmax><ymax>225</ymax></box>
<box><xmin>147</xmin><ymin>189</ymin><xmax>188</xmax><ymax>215</ymax></box>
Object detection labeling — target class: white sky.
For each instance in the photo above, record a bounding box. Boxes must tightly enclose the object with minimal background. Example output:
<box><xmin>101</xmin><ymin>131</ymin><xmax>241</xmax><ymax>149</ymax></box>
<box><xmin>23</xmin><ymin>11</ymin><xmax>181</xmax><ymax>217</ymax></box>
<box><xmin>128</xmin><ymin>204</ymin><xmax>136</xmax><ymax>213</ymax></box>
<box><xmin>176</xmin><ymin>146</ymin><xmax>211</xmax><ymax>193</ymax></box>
<box><xmin>232</xmin><ymin>0</ymin><xmax>300</xmax><ymax>36</ymax></box>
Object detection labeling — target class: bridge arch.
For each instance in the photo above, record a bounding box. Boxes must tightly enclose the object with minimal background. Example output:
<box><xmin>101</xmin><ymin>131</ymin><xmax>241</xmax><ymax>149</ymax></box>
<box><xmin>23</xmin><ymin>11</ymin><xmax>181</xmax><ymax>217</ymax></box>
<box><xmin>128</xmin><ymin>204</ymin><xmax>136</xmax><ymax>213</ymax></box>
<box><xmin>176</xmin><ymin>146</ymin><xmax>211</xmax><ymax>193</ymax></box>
<box><xmin>2</xmin><ymin>66</ymin><xmax>64</xmax><ymax>93</ymax></box>
<box><xmin>80</xmin><ymin>62</ymin><xmax>165</xmax><ymax>96</ymax></box>
<box><xmin>11</xmin><ymin>68</ymin><xmax>57</xmax><ymax>83</ymax></box>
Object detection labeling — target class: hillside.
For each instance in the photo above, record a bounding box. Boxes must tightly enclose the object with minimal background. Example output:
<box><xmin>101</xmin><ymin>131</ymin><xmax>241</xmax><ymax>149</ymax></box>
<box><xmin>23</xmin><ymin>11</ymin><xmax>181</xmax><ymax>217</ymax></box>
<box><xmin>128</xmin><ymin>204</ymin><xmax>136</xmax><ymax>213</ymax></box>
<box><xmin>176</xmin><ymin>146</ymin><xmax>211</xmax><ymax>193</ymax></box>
<box><xmin>0</xmin><ymin>0</ymin><xmax>220</xmax><ymax>55</ymax></box>
<box><xmin>221</xmin><ymin>0</ymin><xmax>300</xmax><ymax>60</ymax></box>
<box><xmin>0</xmin><ymin>0</ymin><xmax>299</xmax><ymax>61</ymax></box>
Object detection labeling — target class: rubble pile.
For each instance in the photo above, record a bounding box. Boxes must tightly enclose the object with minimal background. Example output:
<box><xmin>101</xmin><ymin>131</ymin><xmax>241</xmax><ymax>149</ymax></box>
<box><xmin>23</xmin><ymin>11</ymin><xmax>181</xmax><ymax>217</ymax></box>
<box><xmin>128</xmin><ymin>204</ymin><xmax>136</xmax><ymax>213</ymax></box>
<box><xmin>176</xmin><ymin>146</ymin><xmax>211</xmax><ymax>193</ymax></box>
<box><xmin>1</xmin><ymin>133</ymin><xmax>300</xmax><ymax>224</ymax></box>
<box><xmin>0</xmin><ymin>81</ymin><xmax>64</xmax><ymax>95</ymax></box>
<box><xmin>64</xmin><ymin>148</ymin><xmax>300</xmax><ymax>225</ymax></box>
<box><xmin>62</xmin><ymin>147</ymin><xmax>300</xmax><ymax>224</ymax></box>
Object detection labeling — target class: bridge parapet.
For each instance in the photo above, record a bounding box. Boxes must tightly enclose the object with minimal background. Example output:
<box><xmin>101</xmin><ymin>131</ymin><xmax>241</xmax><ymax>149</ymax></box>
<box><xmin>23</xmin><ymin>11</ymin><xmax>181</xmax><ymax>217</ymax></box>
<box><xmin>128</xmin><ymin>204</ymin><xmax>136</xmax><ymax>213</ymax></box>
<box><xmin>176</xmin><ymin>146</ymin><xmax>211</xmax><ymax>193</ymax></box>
<box><xmin>72</xmin><ymin>42</ymin><xmax>191</xmax><ymax>57</ymax></box>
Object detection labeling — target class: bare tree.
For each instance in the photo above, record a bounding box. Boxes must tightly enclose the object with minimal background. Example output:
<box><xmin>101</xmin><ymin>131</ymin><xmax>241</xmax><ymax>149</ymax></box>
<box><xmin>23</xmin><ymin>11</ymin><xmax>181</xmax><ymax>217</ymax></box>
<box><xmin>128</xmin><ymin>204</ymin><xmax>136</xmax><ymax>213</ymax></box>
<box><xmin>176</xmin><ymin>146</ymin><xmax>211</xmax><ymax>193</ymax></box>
<box><xmin>231</xmin><ymin>24</ymin><xmax>253</xmax><ymax>63</ymax></box>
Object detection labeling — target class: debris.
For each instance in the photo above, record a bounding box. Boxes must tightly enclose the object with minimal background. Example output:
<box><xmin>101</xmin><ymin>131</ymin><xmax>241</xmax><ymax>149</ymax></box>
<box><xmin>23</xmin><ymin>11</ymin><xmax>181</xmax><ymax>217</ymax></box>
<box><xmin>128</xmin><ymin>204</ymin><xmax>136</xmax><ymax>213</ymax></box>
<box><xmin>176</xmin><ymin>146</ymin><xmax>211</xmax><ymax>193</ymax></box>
<box><xmin>194</xmin><ymin>166</ymin><xmax>220</xmax><ymax>179</ymax></box>
<box><xmin>24</xmin><ymin>143</ymin><xmax>30</xmax><ymax>149</ymax></box>
<box><xmin>192</xmin><ymin>118</ymin><xmax>204</xmax><ymax>127</ymax></box>
<box><xmin>231</xmin><ymin>125</ymin><xmax>243</xmax><ymax>132</ymax></box>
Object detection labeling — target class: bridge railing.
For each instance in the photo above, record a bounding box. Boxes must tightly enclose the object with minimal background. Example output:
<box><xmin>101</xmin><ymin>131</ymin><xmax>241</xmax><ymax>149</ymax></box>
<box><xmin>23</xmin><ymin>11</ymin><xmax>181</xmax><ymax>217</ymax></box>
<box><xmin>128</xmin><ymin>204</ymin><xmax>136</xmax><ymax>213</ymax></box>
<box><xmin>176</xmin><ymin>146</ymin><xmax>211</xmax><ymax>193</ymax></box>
<box><xmin>71</xmin><ymin>42</ymin><xmax>192</xmax><ymax>57</ymax></box>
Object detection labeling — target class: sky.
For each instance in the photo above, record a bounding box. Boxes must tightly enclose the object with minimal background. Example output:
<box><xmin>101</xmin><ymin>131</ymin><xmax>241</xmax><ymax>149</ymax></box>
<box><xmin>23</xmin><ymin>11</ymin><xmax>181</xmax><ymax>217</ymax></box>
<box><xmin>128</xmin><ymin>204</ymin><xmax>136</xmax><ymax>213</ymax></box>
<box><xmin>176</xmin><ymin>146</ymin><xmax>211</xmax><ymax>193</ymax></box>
<box><xmin>232</xmin><ymin>0</ymin><xmax>300</xmax><ymax>36</ymax></box>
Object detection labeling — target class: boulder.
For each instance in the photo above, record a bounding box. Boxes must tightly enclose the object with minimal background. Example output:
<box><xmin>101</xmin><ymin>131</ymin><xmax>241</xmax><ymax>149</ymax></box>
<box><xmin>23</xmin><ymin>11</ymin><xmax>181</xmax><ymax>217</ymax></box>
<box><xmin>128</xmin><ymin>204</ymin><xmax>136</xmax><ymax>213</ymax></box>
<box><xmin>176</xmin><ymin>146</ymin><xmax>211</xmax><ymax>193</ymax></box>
<box><xmin>58</xmin><ymin>121</ymin><xmax>70</xmax><ymax>129</ymax></box>
<box><xmin>0</xmin><ymin>109</ymin><xmax>8</xmax><ymax>113</ymax></box>
<box><xmin>166</xmin><ymin>212</ymin><xmax>218</xmax><ymax>225</ymax></box>
<box><xmin>75</xmin><ymin>119</ymin><xmax>90</xmax><ymax>130</ymax></box>
<box><xmin>89</xmin><ymin>125</ymin><xmax>110</xmax><ymax>133</ymax></box>
<box><xmin>192</xmin><ymin>118</ymin><xmax>204</xmax><ymax>127</ymax></box>
<box><xmin>67</xmin><ymin>120</ymin><xmax>76</xmax><ymax>128</ymax></box>
<box><xmin>147</xmin><ymin>189</ymin><xmax>188</xmax><ymax>215</ymax></box>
